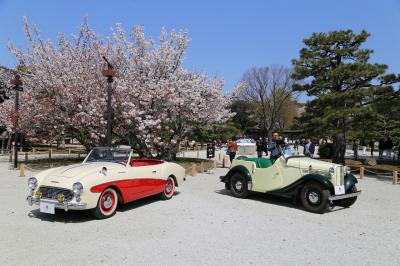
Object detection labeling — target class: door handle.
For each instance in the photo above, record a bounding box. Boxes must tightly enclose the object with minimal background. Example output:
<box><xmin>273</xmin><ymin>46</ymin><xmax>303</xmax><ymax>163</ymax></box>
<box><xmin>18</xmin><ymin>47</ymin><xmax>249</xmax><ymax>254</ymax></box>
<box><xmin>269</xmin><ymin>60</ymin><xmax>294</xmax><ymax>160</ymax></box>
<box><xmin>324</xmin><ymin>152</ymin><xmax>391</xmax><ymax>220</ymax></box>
<box><xmin>152</xmin><ymin>170</ymin><xmax>157</xmax><ymax>174</ymax></box>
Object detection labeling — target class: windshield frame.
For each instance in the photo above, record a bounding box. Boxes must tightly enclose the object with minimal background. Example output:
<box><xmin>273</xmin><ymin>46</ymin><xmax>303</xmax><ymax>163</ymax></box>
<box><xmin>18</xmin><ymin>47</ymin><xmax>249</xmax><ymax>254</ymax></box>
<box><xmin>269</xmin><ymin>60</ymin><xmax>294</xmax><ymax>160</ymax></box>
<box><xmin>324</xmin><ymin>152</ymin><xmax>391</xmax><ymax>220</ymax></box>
<box><xmin>280</xmin><ymin>146</ymin><xmax>303</xmax><ymax>160</ymax></box>
<box><xmin>83</xmin><ymin>147</ymin><xmax>133</xmax><ymax>167</ymax></box>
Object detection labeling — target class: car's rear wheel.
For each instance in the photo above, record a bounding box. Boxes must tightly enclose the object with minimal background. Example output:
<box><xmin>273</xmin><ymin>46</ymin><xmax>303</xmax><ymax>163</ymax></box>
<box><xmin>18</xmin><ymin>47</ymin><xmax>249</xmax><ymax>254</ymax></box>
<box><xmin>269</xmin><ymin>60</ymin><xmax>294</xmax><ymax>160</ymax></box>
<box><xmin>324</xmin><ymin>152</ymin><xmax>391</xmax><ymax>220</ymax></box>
<box><xmin>229</xmin><ymin>172</ymin><xmax>249</xmax><ymax>198</ymax></box>
<box><xmin>93</xmin><ymin>187</ymin><xmax>118</xmax><ymax>219</ymax></box>
<box><xmin>300</xmin><ymin>182</ymin><xmax>330</xmax><ymax>214</ymax></box>
<box><xmin>333</xmin><ymin>185</ymin><xmax>358</xmax><ymax>208</ymax></box>
<box><xmin>160</xmin><ymin>176</ymin><xmax>175</xmax><ymax>200</ymax></box>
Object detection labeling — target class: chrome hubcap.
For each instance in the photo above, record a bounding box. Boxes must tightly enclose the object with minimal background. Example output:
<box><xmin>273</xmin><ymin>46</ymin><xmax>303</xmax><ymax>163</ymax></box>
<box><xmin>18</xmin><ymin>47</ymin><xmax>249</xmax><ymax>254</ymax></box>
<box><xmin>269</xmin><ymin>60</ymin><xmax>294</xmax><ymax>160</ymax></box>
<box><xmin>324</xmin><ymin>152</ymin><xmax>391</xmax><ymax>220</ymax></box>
<box><xmin>166</xmin><ymin>181</ymin><xmax>173</xmax><ymax>193</ymax></box>
<box><xmin>235</xmin><ymin>181</ymin><xmax>243</xmax><ymax>191</ymax></box>
<box><xmin>308</xmin><ymin>192</ymin><xmax>320</xmax><ymax>204</ymax></box>
<box><xmin>104</xmin><ymin>196</ymin><xmax>113</xmax><ymax>209</ymax></box>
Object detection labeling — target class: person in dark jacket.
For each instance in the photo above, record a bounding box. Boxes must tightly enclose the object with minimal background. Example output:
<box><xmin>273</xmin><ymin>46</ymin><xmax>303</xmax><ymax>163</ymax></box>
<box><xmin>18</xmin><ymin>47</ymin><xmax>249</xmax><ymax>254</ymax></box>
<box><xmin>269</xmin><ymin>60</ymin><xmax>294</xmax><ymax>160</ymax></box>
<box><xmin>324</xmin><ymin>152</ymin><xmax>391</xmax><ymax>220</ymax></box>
<box><xmin>369</xmin><ymin>139</ymin><xmax>375</xmax><ymax>158</ymax></box>
<box><xmin>378</xmin><ymin>137</ymin><xmax>385</xmax><ymax>159</ymax></box>
<box><xmin>303</xmin><ymin>138</ymin><xmax>315</xmax><ymax>158</ymax></box>
<box><xmin>256</xmin><ymin>137</ymin><xmax>264</xmax><ymax>158</ymax></box>
<box><xmin>384</xmin><ymin>137</ymin><xmax>393</xmax><ymax>159</ymax></box>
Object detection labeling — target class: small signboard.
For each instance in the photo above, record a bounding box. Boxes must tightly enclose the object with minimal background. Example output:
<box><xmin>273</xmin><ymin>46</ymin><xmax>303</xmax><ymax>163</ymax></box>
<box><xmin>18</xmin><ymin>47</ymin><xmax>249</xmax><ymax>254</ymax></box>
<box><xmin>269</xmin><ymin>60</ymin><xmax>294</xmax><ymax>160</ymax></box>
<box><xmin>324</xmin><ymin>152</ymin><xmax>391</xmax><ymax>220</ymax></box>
<box><xmin>206</xmin><ymin>143</ymin><xmax>215</xmax><ymax>159</ymax></box>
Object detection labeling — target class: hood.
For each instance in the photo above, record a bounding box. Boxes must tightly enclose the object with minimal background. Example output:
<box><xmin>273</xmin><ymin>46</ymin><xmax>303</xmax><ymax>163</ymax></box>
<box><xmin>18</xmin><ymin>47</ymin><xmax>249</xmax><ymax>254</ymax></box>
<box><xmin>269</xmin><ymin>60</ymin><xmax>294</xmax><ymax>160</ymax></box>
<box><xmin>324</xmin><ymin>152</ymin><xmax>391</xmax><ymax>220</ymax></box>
<box><xmin>286</xmin><ymin>156</ymin><xmax>339</xmax><ymax>171</ymax></box>
<box><xmin>37</xmin><ymin>162</ymin><xmax>125</xmax><ymax>188</ymax></box>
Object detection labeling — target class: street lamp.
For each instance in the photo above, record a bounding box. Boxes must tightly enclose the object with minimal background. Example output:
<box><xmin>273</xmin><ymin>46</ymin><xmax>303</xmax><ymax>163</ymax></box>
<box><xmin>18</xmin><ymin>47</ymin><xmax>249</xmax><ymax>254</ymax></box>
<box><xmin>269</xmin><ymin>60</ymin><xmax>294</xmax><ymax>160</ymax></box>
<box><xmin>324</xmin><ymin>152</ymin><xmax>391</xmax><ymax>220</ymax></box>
<box><xmin>101</xmin><ymin>56</ymin><xmax>116</xmax><ymax>147</ymax></box>
<box><xmin>10</xmin><ymin>74</ymin><xmax>23</xmax><ymax>169</ymax></box>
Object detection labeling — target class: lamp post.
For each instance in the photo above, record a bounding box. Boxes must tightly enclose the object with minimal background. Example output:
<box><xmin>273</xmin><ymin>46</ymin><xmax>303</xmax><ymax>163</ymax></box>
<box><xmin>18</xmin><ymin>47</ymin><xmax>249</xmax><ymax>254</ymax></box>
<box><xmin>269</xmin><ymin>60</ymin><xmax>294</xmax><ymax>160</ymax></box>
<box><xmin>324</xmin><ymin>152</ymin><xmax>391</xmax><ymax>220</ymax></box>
<box><xmin>10</xmin><ymin>74</ymin><xmax>23</xmax><ymax>169</ymax></box>
<box><xmin>101</xmin><ymin>56</ymin><xmax>116</xmax><ymax>147</ymax></box>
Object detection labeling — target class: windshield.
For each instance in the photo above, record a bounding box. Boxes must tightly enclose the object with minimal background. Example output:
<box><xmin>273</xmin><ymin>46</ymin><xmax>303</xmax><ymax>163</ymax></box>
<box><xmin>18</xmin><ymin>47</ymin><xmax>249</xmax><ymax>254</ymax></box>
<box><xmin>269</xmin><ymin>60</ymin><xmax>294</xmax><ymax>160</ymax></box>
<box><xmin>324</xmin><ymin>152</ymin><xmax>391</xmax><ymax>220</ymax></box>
<box><xmin>84</xmin><ymin>147</ymin><xmax>131</xmax><ymax>165</ymax></box>
<box><xmin>281</xmin><ymin>146</ymin><xmax>299</xmax><ymax>158</ymax></box>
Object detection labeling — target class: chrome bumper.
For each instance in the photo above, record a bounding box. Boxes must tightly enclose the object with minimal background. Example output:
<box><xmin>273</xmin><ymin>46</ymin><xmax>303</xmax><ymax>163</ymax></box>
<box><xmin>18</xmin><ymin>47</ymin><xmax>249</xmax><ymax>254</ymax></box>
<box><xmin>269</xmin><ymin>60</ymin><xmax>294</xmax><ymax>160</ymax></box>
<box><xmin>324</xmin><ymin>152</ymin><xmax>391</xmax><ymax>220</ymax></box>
<box><xmin>27</xmin><ymin>196</ymin><xmax>87</xmax><ymax>211</ymax></box>
<box><xmin>329</xmin><ymin>191</ymin><xmax>361</xmax><ymax>201</ymax></box>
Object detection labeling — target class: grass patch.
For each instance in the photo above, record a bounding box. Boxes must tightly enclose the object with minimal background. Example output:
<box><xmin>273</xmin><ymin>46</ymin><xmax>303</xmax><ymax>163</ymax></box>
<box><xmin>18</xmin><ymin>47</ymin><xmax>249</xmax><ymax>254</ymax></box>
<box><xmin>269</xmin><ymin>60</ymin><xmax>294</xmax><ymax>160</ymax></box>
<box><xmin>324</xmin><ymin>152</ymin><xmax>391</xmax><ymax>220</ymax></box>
<box><xmin>319</xmin><ymin>159</ymin><xmax>400</xmax><ymax>173</ymax></box>
<box><xmin>25</xmin><ymin>158</ymin><xmax>83</xmax><ymax>171</ymax></box>
<box><xmin>25</xmin><ymin>156</ymin><xmax>215</xmax><ymax>172</ymax></box>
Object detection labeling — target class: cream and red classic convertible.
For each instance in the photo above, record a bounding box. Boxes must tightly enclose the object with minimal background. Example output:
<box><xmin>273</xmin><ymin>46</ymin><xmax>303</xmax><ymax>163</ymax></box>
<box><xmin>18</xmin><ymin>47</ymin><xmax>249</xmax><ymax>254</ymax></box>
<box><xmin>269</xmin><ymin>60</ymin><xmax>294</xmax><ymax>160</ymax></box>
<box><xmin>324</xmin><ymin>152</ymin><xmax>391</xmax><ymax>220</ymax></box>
<box><xmin>27</xmin><ymin>147</ymin><xmax>186</xmax><ymax>219</ymax></box>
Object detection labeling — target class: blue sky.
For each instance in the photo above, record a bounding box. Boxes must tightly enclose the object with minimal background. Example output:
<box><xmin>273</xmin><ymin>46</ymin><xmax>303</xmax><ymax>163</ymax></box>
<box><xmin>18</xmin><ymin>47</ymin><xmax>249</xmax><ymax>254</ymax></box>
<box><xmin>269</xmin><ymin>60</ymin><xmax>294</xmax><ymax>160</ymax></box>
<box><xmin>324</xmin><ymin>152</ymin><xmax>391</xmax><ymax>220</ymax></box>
<box><xmin>0</xmin><ymin>0</ymin><xmax>399</xmax><ymax>94</ymax></box>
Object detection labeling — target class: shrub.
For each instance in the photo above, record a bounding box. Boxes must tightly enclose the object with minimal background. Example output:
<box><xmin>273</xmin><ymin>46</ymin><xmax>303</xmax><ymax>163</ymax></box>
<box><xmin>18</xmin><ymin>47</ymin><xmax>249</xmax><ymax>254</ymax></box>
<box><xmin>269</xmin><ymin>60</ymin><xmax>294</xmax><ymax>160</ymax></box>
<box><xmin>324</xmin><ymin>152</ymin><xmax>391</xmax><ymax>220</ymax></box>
<box><xmin>318</xmin><ymin>143</ymin><xmax>334</xmax><ymax>159</ymax></box>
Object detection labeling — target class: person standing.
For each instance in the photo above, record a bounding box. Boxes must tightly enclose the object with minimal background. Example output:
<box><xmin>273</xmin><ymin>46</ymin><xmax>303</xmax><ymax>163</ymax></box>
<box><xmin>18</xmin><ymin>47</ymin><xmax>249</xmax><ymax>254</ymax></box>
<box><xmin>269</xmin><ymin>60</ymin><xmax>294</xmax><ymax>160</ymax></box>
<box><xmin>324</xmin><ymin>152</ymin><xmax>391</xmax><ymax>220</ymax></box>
<box><xmin>303</xmin><ymin>138</ymin><xmax>315</xmax><ymax>158</ymax></box>
<box><xmin>352</xmin><ymin>138</ymin><xmax>359</xmax><ymax>159</ymax></box>
<box><xmin>267</xmin><ymin>131</ymin><xmax>285</xmax><ymax>162</ymax></box>
<box><xmin>369</xmin><ymin>139</ymin><xmax>375</xmax><ymax>158</ymax></box>
<box><xmin>384</xmin><ymin>137</ymin><xmax>393</xmax><ymax>159</ymax></box>
<box><xmin>227</xmin><ymin>138</ymin><xmax>238</xmax><ymax>163</ymax></box>
<box><xmin>360</xmin><ymin>138</ymin><xmax>367</xmax><ymax>156</ymax></box>
<box><xmin>294</xmin><ymin>139</ymin><xmax>299</xmax><ymax>151</ymax></box>
<box><xmin>378</xmin><ymin>137</ymin><xmax>385</xmax><ymax>159</ymax></box>
<box><xmin>256</xmin><ymin>137</ymin><xmax>264</xmax><ymax>158</ymax></box>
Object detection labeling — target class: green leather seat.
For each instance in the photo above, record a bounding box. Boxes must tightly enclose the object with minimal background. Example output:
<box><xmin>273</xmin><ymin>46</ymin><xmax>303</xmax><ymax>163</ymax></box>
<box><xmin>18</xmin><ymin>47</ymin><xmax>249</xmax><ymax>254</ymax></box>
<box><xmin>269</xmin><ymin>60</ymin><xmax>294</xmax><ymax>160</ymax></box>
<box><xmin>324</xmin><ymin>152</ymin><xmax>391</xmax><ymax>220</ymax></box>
<box><xmin>241</xmin><ymin>157</ymin><xmax>274</xmax><ymax>168</ymax></box>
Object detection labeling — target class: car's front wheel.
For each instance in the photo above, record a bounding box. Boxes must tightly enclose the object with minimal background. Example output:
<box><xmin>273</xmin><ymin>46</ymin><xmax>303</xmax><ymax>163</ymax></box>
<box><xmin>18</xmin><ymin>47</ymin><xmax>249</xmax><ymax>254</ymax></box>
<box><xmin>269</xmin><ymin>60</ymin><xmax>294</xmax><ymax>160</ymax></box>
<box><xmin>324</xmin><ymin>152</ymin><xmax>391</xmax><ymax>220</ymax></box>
<box><xmin>93</xmin><ymin>187</ymin><xmax>119</xmax><ymax>219</ymax></box>
<box><xmin>229</xmin><ymin>172</ymin><xmax>249</xmax><ymax>198</ymax></box>
<box><xmin>300</xmin><ymin>182</ymin><xmax>330</xmax><ymax>214</ymax></box>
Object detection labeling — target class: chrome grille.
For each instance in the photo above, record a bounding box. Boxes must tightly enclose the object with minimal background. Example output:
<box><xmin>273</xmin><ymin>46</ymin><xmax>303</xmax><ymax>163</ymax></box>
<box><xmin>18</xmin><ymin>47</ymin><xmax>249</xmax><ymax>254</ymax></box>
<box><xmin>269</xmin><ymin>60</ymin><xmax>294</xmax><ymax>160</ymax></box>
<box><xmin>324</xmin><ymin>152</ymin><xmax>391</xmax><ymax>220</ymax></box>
<box><xmin>39</xmin><ymin>186</ymin><xmax>74</xmax><ymax>201</ymax></box>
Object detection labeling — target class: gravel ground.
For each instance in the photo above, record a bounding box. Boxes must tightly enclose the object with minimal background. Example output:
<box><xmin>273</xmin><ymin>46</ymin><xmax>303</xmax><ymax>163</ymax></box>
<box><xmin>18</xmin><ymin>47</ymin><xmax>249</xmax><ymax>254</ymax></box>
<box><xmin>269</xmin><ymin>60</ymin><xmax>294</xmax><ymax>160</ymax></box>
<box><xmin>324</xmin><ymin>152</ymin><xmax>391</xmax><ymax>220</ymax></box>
<box><xmin>1</xmin><ymin>159</ymin><xmax>400</xmax><ymax>266</ymax></box>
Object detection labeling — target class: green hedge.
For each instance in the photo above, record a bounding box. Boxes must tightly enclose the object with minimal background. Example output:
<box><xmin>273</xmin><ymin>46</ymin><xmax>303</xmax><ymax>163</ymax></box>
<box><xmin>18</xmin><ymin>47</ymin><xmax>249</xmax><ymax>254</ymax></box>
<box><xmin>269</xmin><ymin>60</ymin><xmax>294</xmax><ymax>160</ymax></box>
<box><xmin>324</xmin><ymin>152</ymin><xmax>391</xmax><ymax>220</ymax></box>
<box><xmin>318</xmin><ymin>143</ymin><xmax>334</xmax><ymax>159</ymax></box>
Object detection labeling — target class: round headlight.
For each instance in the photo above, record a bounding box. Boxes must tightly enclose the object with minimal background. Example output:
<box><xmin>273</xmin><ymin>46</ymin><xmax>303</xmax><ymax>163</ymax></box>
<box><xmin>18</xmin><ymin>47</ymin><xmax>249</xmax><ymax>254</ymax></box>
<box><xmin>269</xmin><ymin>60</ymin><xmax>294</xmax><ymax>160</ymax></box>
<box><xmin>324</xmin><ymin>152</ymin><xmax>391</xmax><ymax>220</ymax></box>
<box><xmin>345</xmin><ymin>166</ymin><xmax>351</xmax><ymax>175</ymax></box>
<box><xmin>328</xmin><ymin>167</ymin><xmax>335</xmax><ymax>177</ymax></box>
<box><xmin>28</xmin><ymin>177</ymin><xmax>37</xmax><ymax>190</ymax></box>
<box><xmin>72</xmin><ymin>182</ymin><xmax>83</xmax><ymax>195</ymax></box>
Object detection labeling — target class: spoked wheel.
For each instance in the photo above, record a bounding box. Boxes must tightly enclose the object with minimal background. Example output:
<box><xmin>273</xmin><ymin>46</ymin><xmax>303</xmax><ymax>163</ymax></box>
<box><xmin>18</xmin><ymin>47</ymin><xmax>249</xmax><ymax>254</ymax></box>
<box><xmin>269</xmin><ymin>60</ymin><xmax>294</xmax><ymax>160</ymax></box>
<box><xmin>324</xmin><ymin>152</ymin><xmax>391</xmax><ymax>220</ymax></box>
<box><xmin>93</xmin><ymin>187</ymin><xmax>119</xmax><ymax>219</ymax></box>
<box><xmin>229</xmin><ymin>172</ymin><xmax>249</xmax><ymax>198</ymax></box>
<box><xmin>160</xmin><ymin>176</ymin><xmax>175</xmax><ymax>200</ymax></box>
<box><xmin>300</xmin><ymin>182</ymin><xmax>330</xmax><ymax>214</ymax></box>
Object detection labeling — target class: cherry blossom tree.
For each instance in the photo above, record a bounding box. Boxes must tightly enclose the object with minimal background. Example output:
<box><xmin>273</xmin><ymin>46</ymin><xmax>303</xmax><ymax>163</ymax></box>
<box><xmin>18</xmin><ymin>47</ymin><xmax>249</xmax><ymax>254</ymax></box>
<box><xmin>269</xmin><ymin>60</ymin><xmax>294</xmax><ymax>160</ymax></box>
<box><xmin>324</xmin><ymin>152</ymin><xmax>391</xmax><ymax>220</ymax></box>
<box><xmin>1</xmin><ymin>17</ymin><xmax>232</xmax><ymax>159</ymax></box>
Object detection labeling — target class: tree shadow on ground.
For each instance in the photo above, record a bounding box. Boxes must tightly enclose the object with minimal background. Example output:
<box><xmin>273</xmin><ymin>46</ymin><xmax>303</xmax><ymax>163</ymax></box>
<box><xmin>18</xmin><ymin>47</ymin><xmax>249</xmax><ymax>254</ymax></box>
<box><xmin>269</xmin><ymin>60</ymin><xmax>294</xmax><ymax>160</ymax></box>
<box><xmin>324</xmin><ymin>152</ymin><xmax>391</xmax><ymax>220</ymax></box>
<box><xmin>27</xmin><ymin>191</ymin><xmax>181</xmax><ymax>223</ymax></box>
<box><xmin>215</xmin><ymin>189</ymin><xmax>346</xmax><ymax>213</ymax></box>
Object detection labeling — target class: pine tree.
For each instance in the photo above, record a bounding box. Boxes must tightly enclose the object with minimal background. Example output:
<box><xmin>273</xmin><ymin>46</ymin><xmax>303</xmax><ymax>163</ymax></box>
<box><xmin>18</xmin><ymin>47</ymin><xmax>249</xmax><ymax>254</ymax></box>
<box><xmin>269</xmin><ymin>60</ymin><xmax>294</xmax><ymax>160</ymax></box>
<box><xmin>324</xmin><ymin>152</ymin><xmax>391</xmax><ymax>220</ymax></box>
<box><xmin>292</xmin><ymin>30</ymin><xmax>399</xmax><ymax>164</ymax></box>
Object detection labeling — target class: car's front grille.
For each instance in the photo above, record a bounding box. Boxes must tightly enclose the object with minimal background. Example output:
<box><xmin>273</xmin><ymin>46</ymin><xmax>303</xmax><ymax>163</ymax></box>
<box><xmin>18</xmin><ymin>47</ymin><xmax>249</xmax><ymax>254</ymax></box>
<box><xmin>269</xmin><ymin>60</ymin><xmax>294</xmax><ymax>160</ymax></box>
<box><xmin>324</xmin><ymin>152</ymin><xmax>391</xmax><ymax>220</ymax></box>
<box><xmin>39</xmin><ymin>186</ymin><xmax>74</xmax><ymax>201</ymax></box>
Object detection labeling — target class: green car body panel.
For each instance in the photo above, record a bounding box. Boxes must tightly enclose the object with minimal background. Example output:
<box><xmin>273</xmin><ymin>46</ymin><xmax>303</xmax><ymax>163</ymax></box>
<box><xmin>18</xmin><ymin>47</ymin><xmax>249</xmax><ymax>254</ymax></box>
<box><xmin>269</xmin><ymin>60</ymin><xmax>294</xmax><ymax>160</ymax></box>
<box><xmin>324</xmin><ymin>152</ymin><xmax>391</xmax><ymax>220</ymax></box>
<box><xmin>223</xmin><ymin>165</ymin><xmax>252</xmax><ymax>183</ymax></box>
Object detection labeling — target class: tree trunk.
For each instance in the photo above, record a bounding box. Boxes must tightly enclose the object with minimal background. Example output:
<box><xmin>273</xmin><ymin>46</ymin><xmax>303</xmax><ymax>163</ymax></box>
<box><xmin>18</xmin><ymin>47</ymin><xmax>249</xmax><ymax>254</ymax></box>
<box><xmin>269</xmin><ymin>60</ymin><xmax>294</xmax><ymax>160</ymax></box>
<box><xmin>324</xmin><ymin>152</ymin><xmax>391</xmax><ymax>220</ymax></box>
<box><xmin>333</xmin><ymin>133</ymin><xmax>346</xmax><ymax>165</ymax></box>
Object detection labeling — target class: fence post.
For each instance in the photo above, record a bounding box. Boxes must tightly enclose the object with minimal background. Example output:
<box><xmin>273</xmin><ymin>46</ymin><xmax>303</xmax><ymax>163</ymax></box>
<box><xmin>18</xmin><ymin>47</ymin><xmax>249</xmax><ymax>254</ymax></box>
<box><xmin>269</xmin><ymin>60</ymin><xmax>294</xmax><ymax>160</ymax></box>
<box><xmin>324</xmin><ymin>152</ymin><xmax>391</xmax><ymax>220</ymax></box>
<box><xmin>359</xmin><ymin>167</ymin><xmax>364</xmax><ymax>179</ymax></box>
<box><xmin>68</xmin><ymin>148</ymin><xmax>71</xmax><ymax>155</ymax></box>
<box><xmin>392</xmin><ymin>171</ymin><xmax>398</xmax><ymax>185</ymax></box>
<box><xmin>214</xmin><ymin>160</ymin><xmax>217</xmax><ymax>169</ymax></box>
<box><xmin>191</xmin><ymin>163</ymin><xmax>196</xmax><ymax>176</ymax></box>
<box><xmin>197</xmin><ymin>151</ymin><xmax>199</xmax><ymax>159</ymax></box>
<box><xmin>19</xmin><ymin>163</ymin><xmax>25</xmax><ymax>177</ymax></box>
<box><xmin>182</xmin><ymin>151</ymin><xmax>185</xmax><ymax>158</ymax></box>
<box><xmin>49</xmin><ymin>149</ymin><xmax>52</xmax><ymax>160</ymax></box>
<box><xmin>25</xmin><ymin>152</ymin><xmax>28</xmax><ymax>162</ymax></box>
<box><xmin>200</xmin><ymin>161</ymin><xmax>205</xmax><ymax>173</ymax></box>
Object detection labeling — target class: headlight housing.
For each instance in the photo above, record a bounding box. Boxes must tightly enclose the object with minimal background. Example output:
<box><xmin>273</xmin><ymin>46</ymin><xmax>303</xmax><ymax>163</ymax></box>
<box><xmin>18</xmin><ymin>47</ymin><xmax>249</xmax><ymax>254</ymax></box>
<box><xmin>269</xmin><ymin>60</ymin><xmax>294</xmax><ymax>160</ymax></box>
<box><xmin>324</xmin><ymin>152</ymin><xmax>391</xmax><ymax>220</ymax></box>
<box><xmin>72</xmin><ymin>182</ymin><xmax>83</xmax><ymax>196</ymax></box>
<box><xmin>345</xmin><ymin>166</ymin><xmax>351</xmax><ymax>175</ymax></box>
<box><xmin>28</xmin><ymin>177</ymin><xmax>38</xmax><ymax>190</ymax></box>
<box><xmin>328</xmin><ymin>167</ymin><xmax>335</xmax><ymax>178</ymax></box>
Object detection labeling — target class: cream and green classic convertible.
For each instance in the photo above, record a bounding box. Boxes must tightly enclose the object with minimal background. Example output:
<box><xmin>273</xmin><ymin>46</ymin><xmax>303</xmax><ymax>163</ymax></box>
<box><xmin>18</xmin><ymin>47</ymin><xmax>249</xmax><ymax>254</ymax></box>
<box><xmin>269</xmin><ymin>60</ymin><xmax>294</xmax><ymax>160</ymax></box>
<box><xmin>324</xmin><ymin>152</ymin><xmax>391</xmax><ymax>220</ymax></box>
<box><xmin>220</xmin><ymin>147</ymin><xmax>361</xmax><ymax>213</ymax></box>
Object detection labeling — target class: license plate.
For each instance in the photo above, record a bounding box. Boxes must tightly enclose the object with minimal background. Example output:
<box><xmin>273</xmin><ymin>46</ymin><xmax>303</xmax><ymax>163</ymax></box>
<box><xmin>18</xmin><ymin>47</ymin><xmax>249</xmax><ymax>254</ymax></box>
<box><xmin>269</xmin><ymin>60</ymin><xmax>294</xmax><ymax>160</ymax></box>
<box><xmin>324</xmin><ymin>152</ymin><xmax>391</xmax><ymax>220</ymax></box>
<box><xmin>334</xmin><ymin>185</ymin><xmax>345</xmax><ymax>195</ymax></box>
<box><xmin>40</xmin><ymin>202</ymin><xmax>55</xmax><ymax>214</ymax></box>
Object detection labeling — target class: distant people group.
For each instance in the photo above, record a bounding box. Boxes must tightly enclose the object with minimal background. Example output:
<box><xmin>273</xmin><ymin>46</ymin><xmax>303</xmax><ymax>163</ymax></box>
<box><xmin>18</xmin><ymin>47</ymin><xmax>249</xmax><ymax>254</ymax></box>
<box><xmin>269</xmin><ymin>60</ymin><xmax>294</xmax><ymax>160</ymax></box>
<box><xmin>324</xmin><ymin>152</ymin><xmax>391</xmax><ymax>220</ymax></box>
<box><xmin>351</xmin><ymin>137</ymin><xmax>397</xmax><ymax>160</ymax></box>
<box><xmin>226</xmin><ymin>132</ymin><xmax>318</xmax><ymax>162</ymax></box>
<box><xmin>225</xmin><ymin>133</ymin><xmax>399</xmax><ymax>163</ymax></box>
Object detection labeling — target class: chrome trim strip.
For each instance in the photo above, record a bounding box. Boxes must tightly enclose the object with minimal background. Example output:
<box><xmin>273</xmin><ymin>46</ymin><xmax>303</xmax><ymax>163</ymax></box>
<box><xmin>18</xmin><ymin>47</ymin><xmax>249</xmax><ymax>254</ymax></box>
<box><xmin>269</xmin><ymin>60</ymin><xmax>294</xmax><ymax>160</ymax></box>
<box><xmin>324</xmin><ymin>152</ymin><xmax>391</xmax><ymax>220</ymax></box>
<box><xmin>329</xmin><ymin>191</ymin><xmax>361</xmax><ymax>201</ymax></box>
<box><xmin>27</xmin><ymin>196</ymin><xmax>87</xmax><ymax>211</ymax></box>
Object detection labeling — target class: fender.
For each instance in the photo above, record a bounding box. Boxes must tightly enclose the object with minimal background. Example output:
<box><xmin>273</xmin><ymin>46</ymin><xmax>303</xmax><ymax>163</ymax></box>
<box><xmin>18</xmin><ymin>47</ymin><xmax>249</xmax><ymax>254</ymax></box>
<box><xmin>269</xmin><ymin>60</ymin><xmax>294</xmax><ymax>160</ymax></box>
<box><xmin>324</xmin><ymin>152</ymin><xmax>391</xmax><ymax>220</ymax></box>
<box><xmin>344</xmin><ymin>173</ymin><xmax>358</xmax><ymax>192</ymax></box>
<box><xmin>222</xmin><ymin>165</ymin><xmax>252</xmax><ymax>183</ymax></box>
<box><xmin>268</xmin><ymin>173</ymin><xmax>334</xmax><ymax>196</ymax></box>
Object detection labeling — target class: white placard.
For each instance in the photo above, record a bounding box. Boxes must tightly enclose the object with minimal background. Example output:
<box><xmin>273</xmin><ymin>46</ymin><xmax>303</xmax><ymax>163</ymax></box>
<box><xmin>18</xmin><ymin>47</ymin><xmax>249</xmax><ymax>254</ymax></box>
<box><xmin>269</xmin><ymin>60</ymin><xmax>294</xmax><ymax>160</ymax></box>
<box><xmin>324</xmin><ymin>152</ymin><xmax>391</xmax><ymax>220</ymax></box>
<box><xmin>40</xmin><ymin>202</ymin><xmax>55</xmax><ymax>214</ymax></box>
<box><xmin>334</xmin><ymin>185</ymin><xmax>345</xmax><ymax>195</ymax></box>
